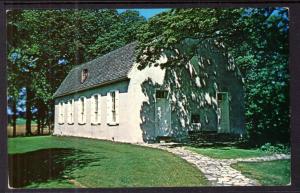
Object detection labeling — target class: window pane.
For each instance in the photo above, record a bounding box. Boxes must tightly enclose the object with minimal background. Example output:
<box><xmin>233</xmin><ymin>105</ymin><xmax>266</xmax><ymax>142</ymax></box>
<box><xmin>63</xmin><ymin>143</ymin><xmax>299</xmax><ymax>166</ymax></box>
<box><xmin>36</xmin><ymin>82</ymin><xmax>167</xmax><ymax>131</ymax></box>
<box><xmin>191</xmin><ymin>114</ymin><xmax>200</xmax><ymax>123</ymax></box>
<box><xmin>111</xmin><ymin>92</ymin><xmax>115</xmax><ymax>111</ymax></box>
<box><xmin>95</xmin><ymin>95</ymin><xmax>98</xmax><ymax>112</ymax></box>
<box><xmin>81</xmin><ymin>98</ymin><xmax>84</xmax><ymax>113</ymax></box>
<box><xmin>156</xmin><ymin>90</ymin><xmax>168</xmax><ymax>98</ymax></box>
<box><xmin>217</xmin><ymin>93</ymin><xmax>223</xmax><ymax>101</ymax></box>
<box><xmin>81</xmin><ymin>69</ymin><xmax>88</xmax><ymax>83</ymax></box>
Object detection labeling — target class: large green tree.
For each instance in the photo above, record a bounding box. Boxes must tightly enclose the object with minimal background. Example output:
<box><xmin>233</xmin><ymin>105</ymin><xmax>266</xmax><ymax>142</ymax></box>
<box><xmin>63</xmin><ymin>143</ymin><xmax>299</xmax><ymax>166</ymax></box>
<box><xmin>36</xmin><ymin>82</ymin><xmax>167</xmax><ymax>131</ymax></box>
<box><xmin>7</xmin><ymin>9</ymin><xmax>146</xmax><ymax>135</ymax></box>
<box><xmin>136</xmin><ymin>8</ymin><xmax>289</xmax><ymax>145</ymax></box>
<box><xmin>7</xmin><ymin>51</ymin><xmax>21</xmax><ymax>137</ymax></box>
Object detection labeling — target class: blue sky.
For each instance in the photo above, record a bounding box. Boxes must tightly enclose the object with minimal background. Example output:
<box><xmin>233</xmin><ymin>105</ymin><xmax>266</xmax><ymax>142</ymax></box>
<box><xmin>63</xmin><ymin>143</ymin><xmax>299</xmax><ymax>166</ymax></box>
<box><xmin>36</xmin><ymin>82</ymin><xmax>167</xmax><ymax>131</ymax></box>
<box><xmin>117</xmin><ymin>9</ymin><xmax>169</xmax><ymax>19</ymax></box>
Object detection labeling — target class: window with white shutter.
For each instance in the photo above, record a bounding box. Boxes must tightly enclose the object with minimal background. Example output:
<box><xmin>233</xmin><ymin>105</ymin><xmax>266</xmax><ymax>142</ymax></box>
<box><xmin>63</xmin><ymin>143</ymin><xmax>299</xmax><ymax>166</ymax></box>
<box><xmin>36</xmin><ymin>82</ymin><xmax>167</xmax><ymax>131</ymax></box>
<box><xmin>97</xmin><ymin>94</ymin><xmax>101</xmax><ymax>124</ymax></box>
<box><xmin>58</xmin><ymin>103</ymin><xmax>61</xmax><ymax>124</ymax></box>
<box><xmin>91</xmin><ymin>95</ymin><xmax>95</xmax><ymax>124</ymax></box>
<box><xmin>71</xmin><ymin>99</ymin><xmax>74</xmax><ymax>123</ymax></box>
<box><xmin>91</xmin><ymin>94</ymin><xmax>101</xmax><ymax>125</ymax></box>
<box><xmin>83</xmin><ymin>97</ymin><xmax>87</xmax><ymax>123</ymax></box>
<box><xmin>107</xmin><ymin>90</ymin><xmax>119</xmax><ymax>125</ymax></box>
<box><xmin>59</xmin><ymin>102</ymin><xmax>64</xmax><ymax>124</ymax></box>
<box><xmin>115</xmin><ymin>91</ymin><xmax>119</xmax><ymax>124</ymax></box>
<box><xmin>106</xmin><ymin>93</ymin><xmax>112</xmax><ymax>124</ymax></box>
<box><xmin>67</xmin><ymin>101</ymin><xmax>70</xmax><ymax>124</ymax></box>
<box><xmin>78</xmin><ymin>97</ymin><xmax>86</xmax><ymax>124</ymax></box>
<box><xmin>77</xmin><ymin>99</ymin><xmax>81</xmax><ymax>124</ymax></box>
<box><xmin>112</xmin><ymin>92</ymin><xmax>116</xmax><ymax>123</ymax></box>
<box><xmin>68</xmin><ymin>100</ymin><xmax>74</xmax><ymax>124</ymax></box>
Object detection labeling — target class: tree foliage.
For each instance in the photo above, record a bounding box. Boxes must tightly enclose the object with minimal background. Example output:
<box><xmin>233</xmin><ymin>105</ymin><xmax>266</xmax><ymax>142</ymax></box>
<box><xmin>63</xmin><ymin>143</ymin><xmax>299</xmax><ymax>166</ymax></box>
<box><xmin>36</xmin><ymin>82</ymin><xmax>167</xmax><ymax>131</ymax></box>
<box><xmin>136</xmin><ymin>8</ymin><xmax>289</xmax><ymax>145</ymax></box>
<box><xmin>7</xmin><ymin>9</ymin><xmax>146</xmax><ymax>134</ymax></box>
<box><xmin>7</xmin><ymin>8</ymin><xmax>289</xmax><ymax>145</ymax></box>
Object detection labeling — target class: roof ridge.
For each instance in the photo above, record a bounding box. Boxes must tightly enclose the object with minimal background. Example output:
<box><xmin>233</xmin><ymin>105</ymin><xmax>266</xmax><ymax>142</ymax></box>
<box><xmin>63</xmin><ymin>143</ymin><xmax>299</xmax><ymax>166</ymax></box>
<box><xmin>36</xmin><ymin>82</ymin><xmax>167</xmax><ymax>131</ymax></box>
<box><xmin>75</xmin><ymin>41</ymin><xmax>137</xmax><ymax>69</ymax></box>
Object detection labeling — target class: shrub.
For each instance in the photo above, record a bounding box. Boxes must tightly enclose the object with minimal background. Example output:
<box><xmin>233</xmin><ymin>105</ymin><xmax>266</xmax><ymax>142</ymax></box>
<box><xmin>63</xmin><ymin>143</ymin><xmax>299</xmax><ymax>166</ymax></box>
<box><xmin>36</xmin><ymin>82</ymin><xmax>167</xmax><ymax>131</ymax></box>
<box><xmin>259</xmin><ymin>143</ymin><xmax>290</xmax><ymax>154</ymax></box>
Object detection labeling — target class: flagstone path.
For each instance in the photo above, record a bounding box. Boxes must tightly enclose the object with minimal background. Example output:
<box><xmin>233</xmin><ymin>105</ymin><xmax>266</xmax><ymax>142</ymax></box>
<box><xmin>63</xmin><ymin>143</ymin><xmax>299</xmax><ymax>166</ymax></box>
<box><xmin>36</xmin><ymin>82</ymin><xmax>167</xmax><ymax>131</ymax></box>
<box><xmin>140</xmin><ymin>143</ymin><xmax>290</xmax><ymax>186</ymax></box>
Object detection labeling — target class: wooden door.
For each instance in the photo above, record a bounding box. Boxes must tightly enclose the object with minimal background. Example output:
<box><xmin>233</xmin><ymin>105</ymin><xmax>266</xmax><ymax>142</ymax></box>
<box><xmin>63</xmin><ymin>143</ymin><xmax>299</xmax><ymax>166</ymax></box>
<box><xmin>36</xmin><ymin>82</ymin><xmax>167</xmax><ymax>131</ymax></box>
<box><xmin>217</xmin><ymin>92</ymin><xmax>230</xmax><ymax>133</ymax></box>
<box><xmin>155</xmin><ymin>90</ymin><xmax>171</xmax><ymax>137</ymax></box>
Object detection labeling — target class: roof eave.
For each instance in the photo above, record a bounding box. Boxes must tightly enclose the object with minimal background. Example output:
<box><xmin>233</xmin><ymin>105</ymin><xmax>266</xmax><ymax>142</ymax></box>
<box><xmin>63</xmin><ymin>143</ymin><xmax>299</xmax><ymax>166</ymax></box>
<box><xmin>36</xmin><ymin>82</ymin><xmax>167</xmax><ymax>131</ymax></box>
<box><xmin>53</xmin><ymin>76</ymin><xmax>130</xmax><ymax>99</ymax></box>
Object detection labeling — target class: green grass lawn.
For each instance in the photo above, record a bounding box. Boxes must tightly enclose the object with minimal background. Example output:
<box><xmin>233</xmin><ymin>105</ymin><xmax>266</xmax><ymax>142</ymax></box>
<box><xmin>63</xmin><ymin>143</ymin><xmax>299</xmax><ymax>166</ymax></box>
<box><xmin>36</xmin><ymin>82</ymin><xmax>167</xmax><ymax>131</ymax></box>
<box><xmin>186</xmin><ymin>146</ymin><xmax>272</xmax><ymax>159</ymax></box>
<box><xmin>231</xmin><ymin>160</ymin><xmax>291</xmax><ymax>185</ymax></box>
<box><xmin>8</xmin><ymin>136</ymin><xmax>208</xmax><ymax>188</ymax></box>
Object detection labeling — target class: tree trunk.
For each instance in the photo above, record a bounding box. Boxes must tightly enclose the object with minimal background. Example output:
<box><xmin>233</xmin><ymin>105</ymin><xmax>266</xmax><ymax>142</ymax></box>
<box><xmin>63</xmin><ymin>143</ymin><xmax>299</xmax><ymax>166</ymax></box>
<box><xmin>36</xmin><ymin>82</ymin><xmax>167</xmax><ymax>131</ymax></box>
<box><xmin>37</xmin><ymin>117</ymin><xmax>41</xmax><ymax>135</ymax></box>
<box><xmin>12</xmin><ymin>99</ymin><xmax>17</xmax><ymax>137</ymax></box>
<box><xmin>25</xmin><ymin>87</ymin><xmax>33</xmax><ymax>136</ymax></box>
<box><xmin>41</xmin><ymin>118</ymin><xmax>44</xmax><ymax>135</ymax></box>
<box><xmin>46</xmin><ymin>108</ymin><xmax>53</xmax><ymax>134</ymax></box>
<box><xmin>48</xmin><ymin>119</ymin><xmax>51</xmax><ymax>134</ymax></box>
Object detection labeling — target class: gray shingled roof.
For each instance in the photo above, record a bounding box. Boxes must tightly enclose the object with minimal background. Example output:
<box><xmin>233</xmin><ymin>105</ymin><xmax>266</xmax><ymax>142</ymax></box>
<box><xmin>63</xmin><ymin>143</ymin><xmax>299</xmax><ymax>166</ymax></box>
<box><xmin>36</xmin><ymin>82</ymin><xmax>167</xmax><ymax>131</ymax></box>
<box><xmin>53</xmin><ymin>42</ymin><xmax>137</xmax><ymax>98</ymax></box>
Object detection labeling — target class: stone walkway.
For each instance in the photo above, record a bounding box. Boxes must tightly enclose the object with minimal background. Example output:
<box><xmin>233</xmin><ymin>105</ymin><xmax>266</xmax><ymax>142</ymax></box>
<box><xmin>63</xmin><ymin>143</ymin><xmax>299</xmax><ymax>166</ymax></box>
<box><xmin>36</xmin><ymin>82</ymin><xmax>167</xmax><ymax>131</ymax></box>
<box><xmin>139</xmin><ymin>143</ymin><xmax>290</xmax><ymax>186</ymax></box>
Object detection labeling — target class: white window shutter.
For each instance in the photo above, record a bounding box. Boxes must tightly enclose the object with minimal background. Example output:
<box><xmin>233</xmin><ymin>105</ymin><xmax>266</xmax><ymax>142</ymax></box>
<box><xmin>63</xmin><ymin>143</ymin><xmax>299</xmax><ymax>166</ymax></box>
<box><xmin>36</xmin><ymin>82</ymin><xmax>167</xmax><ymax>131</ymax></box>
<box><xmin>71</xmin><ymin>99</ymin><xmax>74</xmax><ymax>123</ymax></box>
<box><xmin>91</xmin><ymin>96</ymin><xmax>95</xmax><ymax>124</ymax></box>
<box><xmin>107</xmin><ymin>93</ymin><xmax>112</xmax><ymax>124</ymax></box>
<box><xmin>66</xmin><ymin>102</ymin><xmax>69</xmax><ymax>123</ymax></box>
<box><xmin>83</xmin><ymin>97</ymin><xmax>87</xmax><ymax>123</ymax></box>
<box><xmin>78</xmin><ymin>99</ymin><xmax>82</xmax><ymax>124</ymax></box>
<box><xmin>60</xmin><ymin>103</ymin><xmax>62</xmax><ymax>123</ymax></box>
<box><xmin>63</xmin><ymin>103</ymin><xmax>65</xmax><ymax>123</ymax></box>
<box><xmin>97</xmin><ymin>94</ymin><xmax>101</xmax><ymax>124</ymax></box>
<box><xmin>58</xmin><ymin>103</ymin><xmax>61</xmax><ymax>123</ymax></box>
<box><xmin>61</xmin><ymin>102</ymin><xmax>64</xmax><ymax>123</ymax></box>
<box><xmin>67</xmin><ymin>102</ymin><xmax>69</xmax><ymax>123</ymax></box>
<box><xmin>115</xmin><ymin>90</ymin><xmax>120</xmax><ymax>124</ymax></box>
<box><xmin>68</xmin><ymin>101</ymin><xmax>71</xmax><ymax>124</ymax></box>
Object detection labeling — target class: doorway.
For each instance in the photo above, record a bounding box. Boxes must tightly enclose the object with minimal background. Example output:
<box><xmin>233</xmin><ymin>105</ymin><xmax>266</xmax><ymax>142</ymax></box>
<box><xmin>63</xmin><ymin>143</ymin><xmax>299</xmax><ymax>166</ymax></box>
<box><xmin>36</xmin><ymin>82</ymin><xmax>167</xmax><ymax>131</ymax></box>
<box><xmin>217</xmin><ymin>92</ymin><xmax>230</xmax><ymax>133</ymax></box>
<box><xmin>155</xmin><ymin>90</ymin><xmax>171</xmax><ymax>137</ymax></box>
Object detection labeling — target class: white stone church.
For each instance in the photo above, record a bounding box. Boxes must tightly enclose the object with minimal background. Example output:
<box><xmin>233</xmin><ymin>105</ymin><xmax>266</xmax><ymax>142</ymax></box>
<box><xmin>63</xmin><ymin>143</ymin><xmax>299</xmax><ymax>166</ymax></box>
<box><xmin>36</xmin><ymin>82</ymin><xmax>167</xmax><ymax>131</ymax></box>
<box><xmin>53</xmin><ymin>40</ymin><xmax>245</xmax><ymax>143</ymax></box>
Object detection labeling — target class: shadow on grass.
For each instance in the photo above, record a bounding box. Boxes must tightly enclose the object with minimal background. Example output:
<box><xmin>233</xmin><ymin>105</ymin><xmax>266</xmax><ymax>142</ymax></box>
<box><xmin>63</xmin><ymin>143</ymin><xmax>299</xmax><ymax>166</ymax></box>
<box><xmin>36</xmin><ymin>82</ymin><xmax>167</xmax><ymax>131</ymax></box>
<box><xmin>8</xmin><ymin>148</ymin><xmax>103</xmax><ymax>188</ymax></box>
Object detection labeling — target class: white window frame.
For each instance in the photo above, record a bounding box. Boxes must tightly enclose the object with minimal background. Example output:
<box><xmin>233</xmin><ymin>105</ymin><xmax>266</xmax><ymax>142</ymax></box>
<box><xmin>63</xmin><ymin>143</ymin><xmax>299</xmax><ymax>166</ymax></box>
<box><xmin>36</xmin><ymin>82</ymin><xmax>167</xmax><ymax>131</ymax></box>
<box><xmin>67</xmin><ymin>99</ymin><xmax>74</xmax><ymax>124</ymax></box>
<box><xmin>78</xmin><ymin>97</ymin><xmax>86</xmax><ymax>125</ymax></box>
<box><xmin>91</xmin><ymin>94</ymin><xmax>101</xmax><ymax>125</ymax></box>
<box><xmin>107</xmin><ymin>90</ymin><xmax>119</xmax><ymax>126</ymax></box>
<box><xmin>58</xmin><ymin>102</ymin><xmax>64</xmax><ymax>124</ymax></box>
